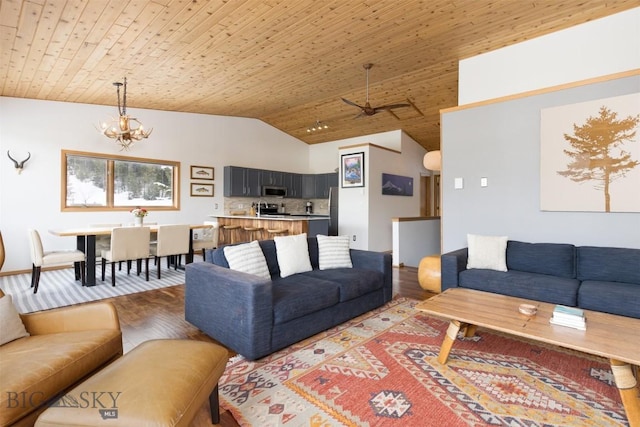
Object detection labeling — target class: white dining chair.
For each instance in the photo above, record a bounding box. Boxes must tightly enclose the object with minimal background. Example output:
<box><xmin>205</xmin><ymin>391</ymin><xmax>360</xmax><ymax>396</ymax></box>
<box><xmin>192</xmin><ymin>222</ymin><xmax>219</xmax><ymax>260</ymax></box>
<box><xmin>101</xmin><ymin>227</ymin><xmax>151</xmax><ymax>286</ymax></box>
<box><xmin>149</xmin><ymin>224</ymin><xmax>190</xmax><ymax>279</ymax></box>
<box><xmin>89</xmin><ymin>223</ymin><xmax>122</xmax><ymax>259</ymax></box>
<box><xmin>27</xmin><ymin>229</ymin><xmax>86</xmax><ymax>294</ymax></box>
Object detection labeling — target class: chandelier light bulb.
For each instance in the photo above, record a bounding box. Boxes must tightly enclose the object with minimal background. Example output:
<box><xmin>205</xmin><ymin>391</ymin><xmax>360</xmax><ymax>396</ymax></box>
<box><xmin>97</xmin><ymin>77</ymin><xmax>152</xmax><ymax>150</ymax></box>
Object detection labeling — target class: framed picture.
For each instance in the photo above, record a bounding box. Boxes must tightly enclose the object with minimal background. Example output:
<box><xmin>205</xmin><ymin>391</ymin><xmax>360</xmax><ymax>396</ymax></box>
<box><xmin>382</xmin><ymin>173</ymin><xmax>413</xmax><ymax>196</ymax></box>
<box><xmin>341</xmin><ymin>152</ymin><xmax>365</xmax><ymax>188</ymax></box>
<box><xmin>190</xmin><ymin>165</ymin><xmax>214</xmax><ymax>180</ymax></box>
<box><xmin>190</xmin><ymin>183</ymin><xmax>214</xmax><ymax>197</ymax></box>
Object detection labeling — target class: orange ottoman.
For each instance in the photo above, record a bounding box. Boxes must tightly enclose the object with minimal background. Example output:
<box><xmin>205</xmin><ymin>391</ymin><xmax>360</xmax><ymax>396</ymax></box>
<box><xmin>36</xmin><ymin>339</ymin><xmax>229</xmax><ymax>427</ymax></box>
<box><xmin>418</xmin><ymin>255</ymin><xmax>441</xmax><ymax>293</ymax></box>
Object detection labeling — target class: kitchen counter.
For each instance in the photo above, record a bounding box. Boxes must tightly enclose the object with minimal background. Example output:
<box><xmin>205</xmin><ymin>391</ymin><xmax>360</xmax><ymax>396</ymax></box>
<box><xmin>209</xmin><ymin>214</ymin><xmax>329</xmax><ymax>245</ymax></box>
<box><xmin>211</xmin><ymin>214</ymin><xmax>329</xmax><ymax>221</ymax></box>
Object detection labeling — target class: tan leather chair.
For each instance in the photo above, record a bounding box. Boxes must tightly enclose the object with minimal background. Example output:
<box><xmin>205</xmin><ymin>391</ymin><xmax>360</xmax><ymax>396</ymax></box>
<box><xmin>0</xmin><ymin>288</ymin><xmax>122</xmax><ymax>427</ymax></box>
<box><xmin>101</xmin><ymin>227</ymin><xmax>151</xmax><ymax>285</ymax></box>
<box><xmin>150</xmin><ymin>224</ymin><xmax>190</xmax><ymax>279</ymax></box>
<box><xmin>27</xmin><ymin>229</ymin><xmax>86</xmax><ymax>294</ymax></box>
<box><xmin>192</xmin><ymin>222</ymin><xmax>218</xmax><ymax>259</ymax></box>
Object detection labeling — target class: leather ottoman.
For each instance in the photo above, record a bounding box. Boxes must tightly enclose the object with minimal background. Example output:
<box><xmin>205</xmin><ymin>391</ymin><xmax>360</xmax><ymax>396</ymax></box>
<box><xmin>35</xmin><ymin>339</ymin><xmax>229</xmax><ymax>427</ymax></box>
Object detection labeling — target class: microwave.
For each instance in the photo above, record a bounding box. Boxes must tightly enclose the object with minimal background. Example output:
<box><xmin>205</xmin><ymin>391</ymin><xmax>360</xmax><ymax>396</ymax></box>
<box><xmin>262</xmin><ymin>186</ymin><xmax>287</xmax><ymax>197</ymax></box>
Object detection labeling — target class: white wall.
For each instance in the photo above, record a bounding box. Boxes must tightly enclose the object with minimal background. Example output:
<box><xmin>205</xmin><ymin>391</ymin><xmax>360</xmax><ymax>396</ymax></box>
<box><xmin>459</xmin><ymin>7</ymin><xmax>640</xmax><ymax>105</ymax></box>
<box><xmin>0</xmin><ymin>97</ymin><xmax>428</xmax><ymax>272</ymax></box>
<box><xmin>0</xmin><ymin>97</ymin><xmax>309</xmax><ymax>271</ymax></box>
<box><xmin>335</xmin><ymin>131</ymin><xmax>427</xmax><ymax>252</ymax></box>
<box><xmin>443</xmin><ymin>8</ymin><xmax>640</xmax><ymax>252</ymax></box>
<box><xmin>393</xmin><ymin>218</ymin><xmax>440</xmax><ymax>268</ymax></box>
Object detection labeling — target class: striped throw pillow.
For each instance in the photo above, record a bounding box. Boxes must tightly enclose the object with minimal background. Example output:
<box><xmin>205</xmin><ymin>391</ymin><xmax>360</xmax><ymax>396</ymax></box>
<box><xmin>317</xmin><ymin>235</ymin><xmax>352</xmax><ymax>270</ymax></box>
<box><xmin>223</xmin><ymin>241</ymin><xmax>271</xmax><ymax>279</ymax></box>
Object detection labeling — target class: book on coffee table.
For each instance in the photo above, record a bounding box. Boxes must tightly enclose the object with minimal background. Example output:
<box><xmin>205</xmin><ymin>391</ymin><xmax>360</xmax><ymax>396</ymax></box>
<box><xmin>550</xmin><ymin>305</ymin><xmax>586</xmax><ymax>330</ymax></box>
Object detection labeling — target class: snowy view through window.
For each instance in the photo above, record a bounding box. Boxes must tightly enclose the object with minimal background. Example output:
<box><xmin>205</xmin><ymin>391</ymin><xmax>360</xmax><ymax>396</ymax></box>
<box><xmin>65</xmin><ymin>154</ymin><xmax>175</xmax><ymax>208</ymax></box>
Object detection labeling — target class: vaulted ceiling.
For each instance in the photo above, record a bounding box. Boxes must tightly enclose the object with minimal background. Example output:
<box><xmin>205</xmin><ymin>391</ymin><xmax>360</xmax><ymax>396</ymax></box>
<box><xmin>1</xmin><ymin>1</ymin><xmax>636</xmax><ymax>151</ymax></box>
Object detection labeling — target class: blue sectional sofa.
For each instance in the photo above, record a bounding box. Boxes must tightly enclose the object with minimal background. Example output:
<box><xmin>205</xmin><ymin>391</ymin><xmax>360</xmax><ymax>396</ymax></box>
<box><xmin>441</xmin><ymin>241</ymin><xmax>640</xmax><ymax>319</ymax></box>
<box><xmin>185</xmin><ymin>237</ymin><xmax>392</xmax><ymax>360</ymax></box>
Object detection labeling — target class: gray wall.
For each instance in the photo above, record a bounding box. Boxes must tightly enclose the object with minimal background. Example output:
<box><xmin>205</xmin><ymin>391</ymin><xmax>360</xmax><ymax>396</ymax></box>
<box><xmin>441</xmin><ymin>74</ymin><xmax>640</xmax><ymax>252</ymax></box>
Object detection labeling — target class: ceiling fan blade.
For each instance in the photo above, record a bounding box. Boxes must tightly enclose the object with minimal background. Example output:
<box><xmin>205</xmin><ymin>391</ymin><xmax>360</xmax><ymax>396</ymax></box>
<box><xmin>373</xmin><ymin>103</ymin><xmax>411</xmax><ymax>113</ymax></box>
<box><xmin>341</xmin><ymin>97</ymin><xmax>364</xmax><ymax>109</ymax></box>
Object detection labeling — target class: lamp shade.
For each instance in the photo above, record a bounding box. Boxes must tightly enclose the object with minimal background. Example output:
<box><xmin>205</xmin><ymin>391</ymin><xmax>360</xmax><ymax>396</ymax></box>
<box><xmin>423</xmin><ymin>150</ymin><xmax>441</xmax><ymax>171</ymax></box>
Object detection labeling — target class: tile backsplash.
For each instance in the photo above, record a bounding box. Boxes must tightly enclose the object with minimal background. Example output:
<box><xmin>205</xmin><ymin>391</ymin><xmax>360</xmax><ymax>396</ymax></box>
<box><xmin>224</xmin><ymin>197</ymin><xmax>329</xmax><ymax>215</ymax></box>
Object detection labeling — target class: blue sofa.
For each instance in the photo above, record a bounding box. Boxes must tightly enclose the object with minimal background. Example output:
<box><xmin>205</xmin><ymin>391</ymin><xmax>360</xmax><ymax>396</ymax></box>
<box><xmin>185</xmin><ymin>237</ymin><xmax>392</xmax><ymax>360</ymax></box>
<box><xmin>441</xmin><ymin>241</ymin><xmax>640</xmax><ymax>319</ymax></box>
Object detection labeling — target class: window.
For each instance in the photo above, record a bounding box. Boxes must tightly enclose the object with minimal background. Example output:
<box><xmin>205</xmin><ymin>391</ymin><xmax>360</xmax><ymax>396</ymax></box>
<box><xmin>62</xmin><ymin>150</ymin><xmax>179</xmax><ymax>211</ymax></box>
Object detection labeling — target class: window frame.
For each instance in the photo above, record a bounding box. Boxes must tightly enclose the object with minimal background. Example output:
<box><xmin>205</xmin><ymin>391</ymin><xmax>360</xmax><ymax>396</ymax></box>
<box><xmin>61</xmin><ymin>149</ymin><xmax>180</xmax><ymax>212</ymax></box>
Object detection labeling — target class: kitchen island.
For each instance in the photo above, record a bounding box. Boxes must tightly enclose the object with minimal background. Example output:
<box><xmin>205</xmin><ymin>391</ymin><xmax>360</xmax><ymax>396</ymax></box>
<box><xmin>210</xmin><ymin>214</ymin><xmax>329</xmax><ymax>245</ymax></box>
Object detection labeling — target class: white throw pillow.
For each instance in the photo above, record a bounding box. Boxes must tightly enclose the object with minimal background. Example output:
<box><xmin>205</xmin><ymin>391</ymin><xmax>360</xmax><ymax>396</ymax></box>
<box><xmin>223</xmin><ymin>240</ymin><xmax>271</xmax><ymax>279</ymax></box>
<box><xmin>467</xmin><ymin>234</ymin><xmax>508</xmax><ymax>272</ymax></box>
<box><xmin>0</xmin><ymin>295</ymin><xmax>30</xmax><ymax>345</ymax></box>
<box><xmin>317</xmin><ymin>235</ymin><xmax>352</xmax><ymax>270</ymax></box>
<box><xmin>274</xmin><ymin>233</ymin><xmax>312</xmax><ymax>278</ymax></box>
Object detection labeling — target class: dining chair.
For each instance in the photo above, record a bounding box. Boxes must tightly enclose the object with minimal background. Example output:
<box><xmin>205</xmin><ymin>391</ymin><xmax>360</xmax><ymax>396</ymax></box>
<box><xmin>191</xmin><ymin>222</ymin><xmax>219</xmax><ymax>260</ymax></box>
<box><xmin>149</xmin><ymin>224</ymin><xmax>190</xmax><ymax>279</ymax></box>
<box><xmin>27</xmin><ymin>229</ymin><xmax>86</xmax><ymax>294</ymax></box>
<box><xmin>101</xmin><ymin>227</ymin><xmax>151</xmax><ymax>286</ymax></box>
<box><xmin>89</xmin><ymin>223</ymin><xmax>122</xmax><ymax>258</ymax></box>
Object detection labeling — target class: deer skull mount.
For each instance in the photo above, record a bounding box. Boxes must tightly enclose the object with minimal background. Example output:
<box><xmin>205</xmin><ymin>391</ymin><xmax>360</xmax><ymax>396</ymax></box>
<box><xmin>7</xmin><ymin>151</ymin><xmax>31</xmax><ymax>174</ymax></box>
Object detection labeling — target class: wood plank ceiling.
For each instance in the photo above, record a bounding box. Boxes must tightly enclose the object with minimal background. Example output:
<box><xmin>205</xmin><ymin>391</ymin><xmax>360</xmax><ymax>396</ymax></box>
<box><xmin>1</xmin><ymin>1</ymin><xmax>636</xmax><ymax>151</ymax></box>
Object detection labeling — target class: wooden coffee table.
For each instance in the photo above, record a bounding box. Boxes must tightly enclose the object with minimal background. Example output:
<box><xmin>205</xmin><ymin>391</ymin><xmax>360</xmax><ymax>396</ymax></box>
<box><xmin>416</xmin><ymin>288</ymin><xmax>640</xmax><ymax>427</ymax></box>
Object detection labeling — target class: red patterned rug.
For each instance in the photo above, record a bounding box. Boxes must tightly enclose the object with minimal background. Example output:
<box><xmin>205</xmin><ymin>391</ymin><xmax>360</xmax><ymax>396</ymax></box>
<box><xmin>219</xmin><ymin>298</ymin><xmax>629</xmax><ymax>426</ymax></box>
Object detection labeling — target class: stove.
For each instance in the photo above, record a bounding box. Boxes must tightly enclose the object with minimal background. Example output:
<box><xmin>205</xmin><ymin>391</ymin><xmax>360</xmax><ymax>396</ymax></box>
<box><xmin>256</xmin><ymin>203</ymin><xmax>279</xmax><ymax>216</ymax></box>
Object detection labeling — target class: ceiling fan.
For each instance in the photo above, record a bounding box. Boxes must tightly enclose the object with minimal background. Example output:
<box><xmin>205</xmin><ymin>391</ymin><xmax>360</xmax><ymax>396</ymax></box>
<box><xmin>341</xmin><ymin>63</ymin><xmax>410</xmax><ymax>117</ymax></box>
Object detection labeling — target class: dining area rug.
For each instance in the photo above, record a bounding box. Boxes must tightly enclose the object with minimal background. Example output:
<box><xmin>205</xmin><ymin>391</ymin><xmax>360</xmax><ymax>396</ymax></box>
<box><xmin>0</xmin><ymin>267</ymin><xmax>185</xmax><ymax>313</ymax></box>
<box><xmin>219</xmin><ymin>298</ymin><xmax>628</xmax><ymax>427</ymax></box>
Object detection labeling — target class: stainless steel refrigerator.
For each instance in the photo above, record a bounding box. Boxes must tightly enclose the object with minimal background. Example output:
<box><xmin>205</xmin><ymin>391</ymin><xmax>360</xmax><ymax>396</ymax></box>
<box><xmin>328</xmin><ymin>187</ymin><xmax>338</xmax><ymax>236</ymax></box>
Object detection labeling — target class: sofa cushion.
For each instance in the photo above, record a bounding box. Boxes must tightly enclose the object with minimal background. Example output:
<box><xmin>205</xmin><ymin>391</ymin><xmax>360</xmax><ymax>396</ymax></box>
<box><xmin>317</xmin><ymin>235</ymin><xmax>352</xmax><ymax>270</ymax></box>
<box><xmin>466</xmin><ymin>234</ymin><xmax>508</xmax><ymax>272</ymax></box>
<box><xmin>301</xmin><ymin>268</ymin><xmax>384</xmax><ymax>302</ymax></box>
<box><xmin>507</xmin><ymin>241</ymin><xmax>576</xmax><ymax>279</ymax></box>
<box><xmin>272</xmin><ymin>276</ymin><xmax>340</xmax><ymax>324</ymax></box>
<box><xmin>274</xmin><ymin>233</ymin><xmax>312</xmax><ymax>278</ymax></box>
<box><xmin>459</xmin><ymin>269</ymin><xmax>580</xmax><ymax>306</ymax></box>
<box><xmin>0</xmin><ymin>295</ymin><xmax>29</xmax><ymax>345</ymax></box>
<box><xmin>223</xmin><ymin>240</ymin><xmax>270</xmax><ymax>279</ymax></box>
<box><xmin>578</xmin><ymin>280</ymin><xmax>640</xmax><ymax>319</ymax></box>
<box><xmin>577</xmin><ymin>246</ymin><xmax>640</xmax><ymax>284</ymax></box>
<box><xmin>0</xmin><ymin>330</ymin><xmax>122</xmax><ymax>426</ymax></box>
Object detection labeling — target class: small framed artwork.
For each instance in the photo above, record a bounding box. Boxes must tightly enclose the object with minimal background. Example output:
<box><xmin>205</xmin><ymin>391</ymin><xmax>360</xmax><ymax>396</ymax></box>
<box><xmin>382</xmin><ymin>173</ymin><xmax>413</xmax><ymax>196</ymax></box>
<box><xmin>190</xmin><ymin>165</ymin><xmax>214</xmax><ymax>180</ymax></box>
<box><xmin>190</xmin><ymin>183</ymin><xmax>214</xmax><ymax>197</ymax></box>
<box><xmin>341</xmin><ymin>152</ymin><xmax>365</xmax><ymax>188</ymax></box>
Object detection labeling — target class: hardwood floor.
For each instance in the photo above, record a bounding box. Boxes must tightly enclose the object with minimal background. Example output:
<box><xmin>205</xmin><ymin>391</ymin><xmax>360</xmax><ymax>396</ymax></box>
<box><xmin>93</xmin><ymin>265</ymin><xmax>433</xmax><ymax>426</ymax></box>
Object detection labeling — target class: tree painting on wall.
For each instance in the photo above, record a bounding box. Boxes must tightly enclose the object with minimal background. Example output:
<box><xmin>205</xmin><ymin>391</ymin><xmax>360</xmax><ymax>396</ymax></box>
<box><xmin>540</xmin><ymin>92</ymin><xmax>640</xmax><ymax>212</ymax></box>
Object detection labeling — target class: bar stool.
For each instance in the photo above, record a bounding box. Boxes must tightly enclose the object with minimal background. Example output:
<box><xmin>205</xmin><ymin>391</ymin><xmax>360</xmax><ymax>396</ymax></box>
<box><xmin>266</xmin><ymin>228</ymin><xmax>289</xmax><ymax>238</ymax></box>
<box><xmin>220</xmin><ymin>225</ymin><xmax>242</xmax><ymax>245</ymax></box>
<box><xmin>243</xmin><ymin>226</ymin><xmax>264</xmax><ymax>242</ymax></box>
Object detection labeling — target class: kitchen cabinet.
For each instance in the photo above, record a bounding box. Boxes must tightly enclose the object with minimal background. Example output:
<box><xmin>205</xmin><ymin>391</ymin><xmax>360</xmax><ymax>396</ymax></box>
<box><xmin>223</xmin><ymin>166</ymin><xmax>261</xmax><ymax>197</ymax></box>
<box><xmin>285</xmin><ymin>173</ymin><xmax>303</xmax><ymax>198</ymax></box>
<box><xmin>314</xmin><ymin>172</ymin><xmax>338</xmax><ymax>198</ymax></box>
<box><xmin>261</xmin><ymin>170</ymin><xmax>285</xmax><ymax>187</ymax></box>
<box><xmin>224</xmin><ymin>167</ymin><xmax>338</xmax><ymax>198</ymax></box>
<box><xmin>302</xmin><ymin>174</ymin><xmax>316</xmax><ymax>199</ymax></box>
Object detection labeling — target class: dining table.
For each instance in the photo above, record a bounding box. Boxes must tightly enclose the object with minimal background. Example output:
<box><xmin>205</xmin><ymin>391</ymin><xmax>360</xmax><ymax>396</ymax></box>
<box><xmin>49</xmin><ymin>224</ymin><xmax>213</xmax><ymax>286</ymax></box>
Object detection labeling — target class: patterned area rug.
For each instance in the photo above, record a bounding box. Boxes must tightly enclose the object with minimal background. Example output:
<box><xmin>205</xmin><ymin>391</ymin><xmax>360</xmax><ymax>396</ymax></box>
<box><xmin>0</xmin><ymin>266</ymin><xmax>185</xmax><ymax>313</ymax></box>
<box><xmin>219</xmin><ymin>298</ymin><xmax>628</xmax><ymax>427</ymax></box>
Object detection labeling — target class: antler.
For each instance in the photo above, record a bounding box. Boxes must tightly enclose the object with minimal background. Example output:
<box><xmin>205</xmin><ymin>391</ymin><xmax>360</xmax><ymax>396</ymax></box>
<box><xmin>7</xmin><ymin>150</ymin><xmax>31</xmax><ymax>174</ymax></box>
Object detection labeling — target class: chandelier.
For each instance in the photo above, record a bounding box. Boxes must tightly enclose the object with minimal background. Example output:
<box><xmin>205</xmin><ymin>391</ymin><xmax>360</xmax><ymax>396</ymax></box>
<box><xmin>307</xmin><ymin>120</ymin><xmax>328</xmax><ymax>133</ymax></box>
<box><xmin>98</xmin><ymin>77</ymin><xmax>152</xmax><ymax>150</ymax></box>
